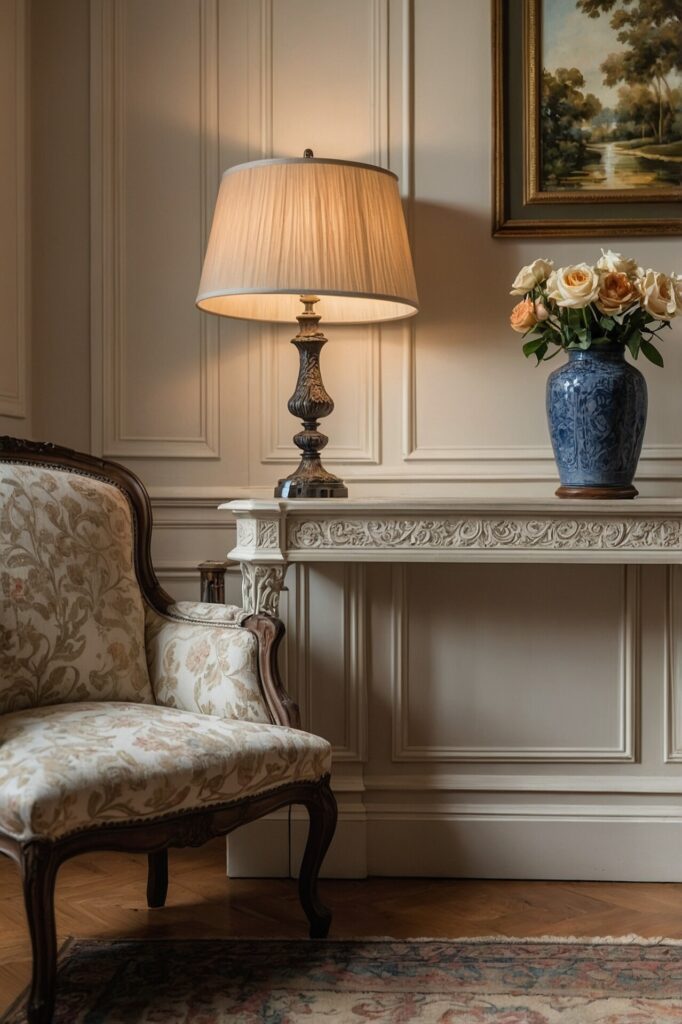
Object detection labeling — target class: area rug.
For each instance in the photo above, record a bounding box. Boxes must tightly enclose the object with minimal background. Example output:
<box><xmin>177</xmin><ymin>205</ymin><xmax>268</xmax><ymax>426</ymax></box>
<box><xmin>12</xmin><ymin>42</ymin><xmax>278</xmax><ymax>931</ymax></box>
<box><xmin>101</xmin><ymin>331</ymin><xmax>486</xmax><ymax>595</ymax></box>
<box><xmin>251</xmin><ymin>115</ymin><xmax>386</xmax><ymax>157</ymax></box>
<box><xmin>5</xmin><ymin>936</ymin><xmax>682</xmax><ymax>1023</ymax></box>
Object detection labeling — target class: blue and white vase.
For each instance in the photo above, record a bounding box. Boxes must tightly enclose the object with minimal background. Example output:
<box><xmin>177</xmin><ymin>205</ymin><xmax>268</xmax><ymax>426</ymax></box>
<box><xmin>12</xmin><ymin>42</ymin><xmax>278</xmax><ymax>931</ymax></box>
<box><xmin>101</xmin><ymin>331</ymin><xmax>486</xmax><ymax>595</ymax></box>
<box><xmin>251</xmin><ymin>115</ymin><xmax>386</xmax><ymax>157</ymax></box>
<box><xmin>546</xmin><ymin>343</ymin><xmax>647</xmax><ymax>499</ymax></box>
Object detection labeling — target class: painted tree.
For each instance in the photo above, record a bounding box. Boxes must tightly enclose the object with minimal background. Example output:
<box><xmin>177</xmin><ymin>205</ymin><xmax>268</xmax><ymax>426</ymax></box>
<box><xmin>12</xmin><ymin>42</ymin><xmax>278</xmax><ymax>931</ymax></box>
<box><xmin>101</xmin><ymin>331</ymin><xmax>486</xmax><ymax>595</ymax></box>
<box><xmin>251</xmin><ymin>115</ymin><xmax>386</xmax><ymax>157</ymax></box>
<box><xmin>576</xmin><ymin>0</ymin><xmax>682</xmax><ymax>141</ymax></box>
<box><xmin>614</xmin><ymin>82</ymin><xmax>663</xmax><ymax>137</ymax></box>
<box><xmin>541</xmin><ymin>68</ymin><xmax>602</xmax><ymax>183</ymax></box>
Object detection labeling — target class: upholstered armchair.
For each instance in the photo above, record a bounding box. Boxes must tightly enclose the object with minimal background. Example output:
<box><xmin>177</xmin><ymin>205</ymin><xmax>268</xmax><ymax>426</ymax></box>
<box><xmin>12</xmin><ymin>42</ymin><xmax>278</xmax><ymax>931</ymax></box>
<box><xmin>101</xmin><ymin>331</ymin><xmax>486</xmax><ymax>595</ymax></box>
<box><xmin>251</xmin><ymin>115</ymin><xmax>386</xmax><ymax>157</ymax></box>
<box><xmin>0</xmin><ymin>437</ymin><xmax>337</xmax><ymax>1024</ymax></box>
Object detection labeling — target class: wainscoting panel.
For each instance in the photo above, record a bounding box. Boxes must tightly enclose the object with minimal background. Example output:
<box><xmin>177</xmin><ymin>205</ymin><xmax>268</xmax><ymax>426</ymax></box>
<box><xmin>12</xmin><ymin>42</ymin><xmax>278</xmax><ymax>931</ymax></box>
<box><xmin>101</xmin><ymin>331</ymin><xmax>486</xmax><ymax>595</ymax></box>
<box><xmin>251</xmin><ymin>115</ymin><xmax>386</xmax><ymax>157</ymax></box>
<box><xmin>90</xmin><ymin>0</ymin><xmax>219</xmax><ymax>459</ymax></box>
<box><xmin>0</xmin><ymin>0</ymin><xmax>28</xmax><ymax>427</ymax></box>
<box><xmin>287</xmin><ymin>564</ymin><xmax>368</xmax><ymax>762</ymax></box>
<box><xmin>392</xmin><ymin>564</ymin><xmax>638</xmax><ymax>763</ymax></box>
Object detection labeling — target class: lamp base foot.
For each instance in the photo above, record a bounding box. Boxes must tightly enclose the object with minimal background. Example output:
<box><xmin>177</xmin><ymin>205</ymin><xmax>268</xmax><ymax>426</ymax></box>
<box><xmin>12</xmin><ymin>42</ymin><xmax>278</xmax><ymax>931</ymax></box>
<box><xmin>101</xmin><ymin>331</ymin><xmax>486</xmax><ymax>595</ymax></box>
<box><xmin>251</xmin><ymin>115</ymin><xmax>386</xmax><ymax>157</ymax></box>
<box><xmin>275</xmin><ymin>475</ymin><xmax>348</xmax><ymax>499</ymax></box>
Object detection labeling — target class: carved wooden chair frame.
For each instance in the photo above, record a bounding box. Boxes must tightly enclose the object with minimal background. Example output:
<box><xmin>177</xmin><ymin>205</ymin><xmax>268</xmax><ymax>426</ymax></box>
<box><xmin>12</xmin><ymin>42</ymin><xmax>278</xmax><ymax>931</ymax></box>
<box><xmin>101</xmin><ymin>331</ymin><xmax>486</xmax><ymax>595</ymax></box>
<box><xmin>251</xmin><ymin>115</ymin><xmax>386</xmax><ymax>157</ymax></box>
<box><xmin>0</xmin><ymin>437</ymin><xmax>338</xmax><ymax>1024</ymax></box>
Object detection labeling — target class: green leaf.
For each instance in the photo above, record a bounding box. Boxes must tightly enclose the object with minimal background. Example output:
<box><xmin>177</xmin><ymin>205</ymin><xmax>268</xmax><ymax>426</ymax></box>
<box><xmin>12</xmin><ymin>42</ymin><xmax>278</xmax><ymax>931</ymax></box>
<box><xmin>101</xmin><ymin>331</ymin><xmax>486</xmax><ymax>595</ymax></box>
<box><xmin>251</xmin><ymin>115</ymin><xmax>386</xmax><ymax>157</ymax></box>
<box><xmin>533</xmin><ymin>342</ymin><xmax>549</xmax><ymax>365</ymax></box>
<box><xmin>523</xmin><ymin>337</ymin><xmax>546</xmax><ymax>358</ymax></box>
<box><xmin>541</xmin><ymin>344</ymin><xmax>562</xmax><ymax>363</ymax></box>
<box><xmin>640</xmin><ymin>339</ymin><xmax>664</xmax><ymax>367</ymax></box>
<box><xmin>599</xmin><ymin>316</ymin><xmax>616</xmax><ymax>330</ymax></box>
<box><xmin>626</xmin><ymin>331</ymin><xmax>642</xmax><ymax>360</ymax></box>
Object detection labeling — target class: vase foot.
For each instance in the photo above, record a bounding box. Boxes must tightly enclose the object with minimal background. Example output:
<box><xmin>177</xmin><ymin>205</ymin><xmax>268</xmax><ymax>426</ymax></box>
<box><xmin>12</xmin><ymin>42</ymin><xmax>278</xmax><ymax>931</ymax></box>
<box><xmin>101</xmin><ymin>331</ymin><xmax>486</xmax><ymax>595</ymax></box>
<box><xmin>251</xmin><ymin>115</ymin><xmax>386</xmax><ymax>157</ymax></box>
<box><xmin>555</xmin><ymin>485</ymin><xmax>638</xmax><ymax>500</ymax></box>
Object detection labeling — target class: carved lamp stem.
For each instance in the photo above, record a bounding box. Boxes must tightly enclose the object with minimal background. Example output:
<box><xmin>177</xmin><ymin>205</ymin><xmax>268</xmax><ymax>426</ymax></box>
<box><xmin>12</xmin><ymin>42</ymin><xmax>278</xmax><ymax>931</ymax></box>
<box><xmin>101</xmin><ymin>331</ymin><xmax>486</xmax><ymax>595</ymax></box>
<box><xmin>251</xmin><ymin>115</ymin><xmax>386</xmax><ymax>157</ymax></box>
<box><xmin>275</xmin><ymin>297</ymin><xmax>348</xmax><ymax>498</ymax></box>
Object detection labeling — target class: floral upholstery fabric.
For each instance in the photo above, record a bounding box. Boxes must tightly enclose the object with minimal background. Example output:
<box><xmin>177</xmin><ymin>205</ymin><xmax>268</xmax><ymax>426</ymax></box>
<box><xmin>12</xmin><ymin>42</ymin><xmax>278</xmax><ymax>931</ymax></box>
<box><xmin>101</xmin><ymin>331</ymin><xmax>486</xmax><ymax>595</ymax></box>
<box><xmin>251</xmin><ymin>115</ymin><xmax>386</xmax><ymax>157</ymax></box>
<box><xmin>145</xmin><ymin>605</ymin><xmax>270</xmax><ymax>723</ymax></box>
<box><xmin>0</xmin><ymin>702</ymin><xmax>332</xmax><ymax>841</ymax></box>
<box><xmin>0</xmin><ymin>464</ymin><xmax>153</xmax><ymax>713</ymax></box>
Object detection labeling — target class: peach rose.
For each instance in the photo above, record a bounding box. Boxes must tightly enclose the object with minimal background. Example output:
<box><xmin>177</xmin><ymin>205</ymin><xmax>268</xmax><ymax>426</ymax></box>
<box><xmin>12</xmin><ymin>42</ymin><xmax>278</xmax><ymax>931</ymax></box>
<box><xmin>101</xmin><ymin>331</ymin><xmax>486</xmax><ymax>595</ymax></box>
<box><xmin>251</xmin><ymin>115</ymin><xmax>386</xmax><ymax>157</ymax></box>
<box><xmin>510</xmin><ymin>298</ymin><xmax>537</xmax><ymax>334</ymax></box>
<box><xmin>546</xmin><ymin>264</ymin><xmax>600</xmax><ymax>309</ymax></box>
<box><xmin>596</xmin><ymin>271</ymin><xmax>640</xmax><ymax>316</ymax></box>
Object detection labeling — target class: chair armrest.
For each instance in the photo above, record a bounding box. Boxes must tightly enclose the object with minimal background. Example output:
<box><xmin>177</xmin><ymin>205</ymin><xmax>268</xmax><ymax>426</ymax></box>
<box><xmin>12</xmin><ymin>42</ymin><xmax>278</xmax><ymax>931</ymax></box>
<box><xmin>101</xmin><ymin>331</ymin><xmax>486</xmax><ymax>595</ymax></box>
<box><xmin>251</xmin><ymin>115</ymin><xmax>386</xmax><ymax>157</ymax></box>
<box><xmin>145</xmin><ymin>603</ymin><xmax>271</xmax><ymax>723</ymax></box>
<box><xmin>161</xmin><ymin>600</ymin><xmax>250</xmax><ymax>626</ymax></box>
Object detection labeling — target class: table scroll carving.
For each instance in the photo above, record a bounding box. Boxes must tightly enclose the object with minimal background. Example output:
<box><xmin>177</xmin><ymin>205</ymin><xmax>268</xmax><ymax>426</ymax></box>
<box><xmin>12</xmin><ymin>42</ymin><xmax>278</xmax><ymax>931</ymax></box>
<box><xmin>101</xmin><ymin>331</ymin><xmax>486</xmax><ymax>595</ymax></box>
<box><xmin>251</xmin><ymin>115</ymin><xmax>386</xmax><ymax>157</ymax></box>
<box><xmin>287</xmin><ymin>516</ymin><xmax>682</xmax><ymax>552</ymax></box>
<box><xmin>241</xmin><ymin>563</ymin><xmax>286</xmax><ymax>615</ymax></box>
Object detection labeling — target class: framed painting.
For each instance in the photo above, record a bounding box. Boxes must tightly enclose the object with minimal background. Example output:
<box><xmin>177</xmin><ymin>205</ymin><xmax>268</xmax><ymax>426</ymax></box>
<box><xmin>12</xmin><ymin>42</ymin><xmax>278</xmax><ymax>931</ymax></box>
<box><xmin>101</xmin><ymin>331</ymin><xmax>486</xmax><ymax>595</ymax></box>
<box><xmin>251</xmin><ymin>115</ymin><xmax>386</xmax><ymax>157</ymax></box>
<box><xmin>493</xmin><ymin>0</ymin><xmax>682</xmax><ymax>236</ymax></box>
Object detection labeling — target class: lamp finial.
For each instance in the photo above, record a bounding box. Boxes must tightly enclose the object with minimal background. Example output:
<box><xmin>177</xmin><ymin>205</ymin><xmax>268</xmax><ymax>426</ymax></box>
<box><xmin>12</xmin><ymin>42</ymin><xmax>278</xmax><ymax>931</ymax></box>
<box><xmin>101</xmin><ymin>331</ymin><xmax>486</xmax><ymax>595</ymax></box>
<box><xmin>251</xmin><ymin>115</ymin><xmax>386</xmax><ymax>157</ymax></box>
<box><xmin>303</xmin><ymin>148</ymin><xmax>314</xmax><ymax>158</ymax></box>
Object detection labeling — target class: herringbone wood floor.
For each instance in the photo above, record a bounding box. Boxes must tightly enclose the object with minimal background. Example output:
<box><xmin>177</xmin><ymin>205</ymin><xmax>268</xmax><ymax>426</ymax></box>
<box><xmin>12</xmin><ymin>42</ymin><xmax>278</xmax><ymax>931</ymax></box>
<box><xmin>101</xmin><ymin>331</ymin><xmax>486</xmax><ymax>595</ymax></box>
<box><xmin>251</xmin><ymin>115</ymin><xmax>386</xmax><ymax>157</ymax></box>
<box><xmin>2</xmin><ymin>839</ymin><xmax>682</xmax><ymax>1013</ymax></box>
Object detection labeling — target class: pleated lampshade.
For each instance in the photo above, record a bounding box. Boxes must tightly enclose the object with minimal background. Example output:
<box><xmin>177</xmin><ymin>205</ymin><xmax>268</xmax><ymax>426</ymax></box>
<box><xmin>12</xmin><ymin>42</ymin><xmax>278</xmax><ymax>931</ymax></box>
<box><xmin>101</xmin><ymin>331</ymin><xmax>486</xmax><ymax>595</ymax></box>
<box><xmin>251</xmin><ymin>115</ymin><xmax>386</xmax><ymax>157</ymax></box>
<box><xmin>196</xmin><ymin>156</ymin><xmax>419</xmax><ymax>324</ymax></box>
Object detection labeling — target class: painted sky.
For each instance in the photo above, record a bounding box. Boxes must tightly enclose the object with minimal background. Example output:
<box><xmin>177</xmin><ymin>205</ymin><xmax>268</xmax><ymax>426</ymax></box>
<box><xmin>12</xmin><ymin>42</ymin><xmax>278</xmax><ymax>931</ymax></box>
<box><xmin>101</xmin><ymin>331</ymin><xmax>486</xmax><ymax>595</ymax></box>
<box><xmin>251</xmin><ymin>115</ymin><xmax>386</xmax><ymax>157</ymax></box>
<box><xmin>542</xmin><ymin>1</ymin><xmax>681</xmax><ymax>109</ymax></box>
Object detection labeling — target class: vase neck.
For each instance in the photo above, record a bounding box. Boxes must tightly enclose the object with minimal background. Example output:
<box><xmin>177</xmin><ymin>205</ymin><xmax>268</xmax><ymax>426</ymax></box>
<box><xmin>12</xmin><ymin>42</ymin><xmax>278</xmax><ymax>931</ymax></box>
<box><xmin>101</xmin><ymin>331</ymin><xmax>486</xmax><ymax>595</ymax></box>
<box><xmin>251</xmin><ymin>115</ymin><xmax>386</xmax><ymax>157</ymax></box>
<box><xmin>568</xmin><ymin>343</ymin><xmax>624</xmax><ymax>363</ymax></box>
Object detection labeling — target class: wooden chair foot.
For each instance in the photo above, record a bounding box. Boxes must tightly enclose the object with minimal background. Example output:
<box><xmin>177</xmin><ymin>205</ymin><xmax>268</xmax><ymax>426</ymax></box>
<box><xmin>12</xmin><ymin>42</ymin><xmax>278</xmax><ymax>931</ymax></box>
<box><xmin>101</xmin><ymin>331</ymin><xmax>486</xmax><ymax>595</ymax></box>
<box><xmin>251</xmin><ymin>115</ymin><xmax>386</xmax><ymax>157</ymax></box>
<box><xmin>21</xmin><ymin>842</ymin><xmax>58</xmax><ymax>1024</ymax></box>
<box><xmin>298</xmin><ymin>778</ymin><xmax>337</xmax><ymax>938</ymax></box>
<box><xmin>147</xmin><ymin>849</ymin><xmax>169</xmax><ymax>908</ymax></box>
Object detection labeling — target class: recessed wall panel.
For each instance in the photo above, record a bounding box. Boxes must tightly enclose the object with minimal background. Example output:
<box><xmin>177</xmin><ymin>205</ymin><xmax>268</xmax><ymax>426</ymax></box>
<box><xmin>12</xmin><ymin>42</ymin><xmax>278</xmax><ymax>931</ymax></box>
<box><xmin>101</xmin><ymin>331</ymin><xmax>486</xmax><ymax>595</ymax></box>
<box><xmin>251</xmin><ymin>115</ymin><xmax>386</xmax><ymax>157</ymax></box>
<box><xmin>394</xmin><ymin>563</ymin><xmax>636</xmax><ymax>761</ymax></box>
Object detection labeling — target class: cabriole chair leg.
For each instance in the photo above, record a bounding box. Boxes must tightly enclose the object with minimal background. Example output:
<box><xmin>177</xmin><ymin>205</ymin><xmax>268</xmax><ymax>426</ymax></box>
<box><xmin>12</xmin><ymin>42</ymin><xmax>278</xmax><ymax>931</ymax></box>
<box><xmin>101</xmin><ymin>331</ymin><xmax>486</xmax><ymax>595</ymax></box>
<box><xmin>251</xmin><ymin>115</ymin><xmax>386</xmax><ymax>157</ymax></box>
<box><xmin>21</xmin><ymin>842</ymin><xmax>58</xmax><ymax>1024</ymax></box>
<box><xmin>298</xmin><ymin>779</ymin><xmax>338</xmax><ymax>938</ymax></box>
<box><xmin>146</xmin><ymin>849</ymin><xmax>169</xmax><ymax>908</ymax></box>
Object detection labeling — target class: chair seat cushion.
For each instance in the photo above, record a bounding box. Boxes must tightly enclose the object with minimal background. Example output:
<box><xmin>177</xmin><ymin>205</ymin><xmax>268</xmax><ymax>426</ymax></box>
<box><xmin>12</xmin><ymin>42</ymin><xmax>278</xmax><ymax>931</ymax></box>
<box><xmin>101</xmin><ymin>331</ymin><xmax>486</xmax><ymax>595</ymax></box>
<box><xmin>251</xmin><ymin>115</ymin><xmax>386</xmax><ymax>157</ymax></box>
<box><xmin>0</xmin><ymin>702</ymin><xmax>332</xmax><ymax>841</ymax></box>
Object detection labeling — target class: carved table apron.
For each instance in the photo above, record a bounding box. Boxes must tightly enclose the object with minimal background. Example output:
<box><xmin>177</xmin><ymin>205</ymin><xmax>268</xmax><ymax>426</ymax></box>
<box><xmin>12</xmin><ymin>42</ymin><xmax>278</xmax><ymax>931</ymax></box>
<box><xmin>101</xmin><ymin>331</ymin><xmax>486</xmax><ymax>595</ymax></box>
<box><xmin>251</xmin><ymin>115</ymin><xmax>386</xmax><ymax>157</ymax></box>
<box><xmin>222</xmin><ymin>499</ymin><xmax>682</xmax><ymax>615</ymax></box>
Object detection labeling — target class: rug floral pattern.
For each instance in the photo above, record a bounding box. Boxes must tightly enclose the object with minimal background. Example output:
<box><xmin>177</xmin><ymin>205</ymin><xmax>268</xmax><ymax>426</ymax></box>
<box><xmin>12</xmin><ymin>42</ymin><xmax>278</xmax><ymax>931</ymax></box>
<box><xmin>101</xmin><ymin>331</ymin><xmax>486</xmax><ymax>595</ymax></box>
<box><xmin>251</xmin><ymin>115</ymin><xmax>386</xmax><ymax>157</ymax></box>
<box><xmin>5</xmin><ymin>938</ymin><xmax>682</xmax><ymax>1023</ymax></box>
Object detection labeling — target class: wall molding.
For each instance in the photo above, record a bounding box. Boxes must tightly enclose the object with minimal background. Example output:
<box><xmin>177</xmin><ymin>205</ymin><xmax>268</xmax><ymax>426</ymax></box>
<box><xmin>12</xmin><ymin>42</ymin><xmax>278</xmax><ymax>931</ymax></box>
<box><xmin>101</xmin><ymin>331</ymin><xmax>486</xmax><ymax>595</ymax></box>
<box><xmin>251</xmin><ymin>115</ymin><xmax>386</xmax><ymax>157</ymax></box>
<box><xmin>0</xmin><ymin>0</ymin><xmax>28</xmax><ymax>421</ymax></box>
<box><xmin>365</xmin><ymin>802</ymin><xmax>682</xmax><ymax>822</ymax></box>
<box><xmin>246</xmin><ymin>0</ymin><xmax>273</xmax><ymax>162</ymax></box>
<box><xmin>90</xmin><ymin>0</ymin><xmax>219</xmax><ymax>459</ymax></box>
<box><xmin>364</xmin><ymin>773</ymin><xmax>682</xmax><ymax>795</ymax></box>
<box><xmin>150</xmin><ymin>499</ymin><xmax>237</xmax><ymax>530</ymax></box>
<box><xmin>665</xmin><ymin>566</ymin><xmax>682</xmax><ymax>762</ymax></box>
<box><xmin>292</xmin><ymin>564</ymin><xmax>368</xmax><ymax>762</ymax></box>
<box><xmin>391</xmin><ymin>564</ymin><xmax>639</xmax><ymax>763</ymax></box>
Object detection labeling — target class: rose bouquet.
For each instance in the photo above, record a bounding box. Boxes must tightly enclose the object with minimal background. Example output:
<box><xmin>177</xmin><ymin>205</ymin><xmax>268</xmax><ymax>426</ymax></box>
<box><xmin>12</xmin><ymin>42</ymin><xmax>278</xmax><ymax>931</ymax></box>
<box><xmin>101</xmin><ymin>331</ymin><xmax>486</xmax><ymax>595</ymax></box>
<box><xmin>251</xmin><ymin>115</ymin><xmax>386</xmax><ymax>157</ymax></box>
<box><xmin>509</xmin><ymin>251</ymin><xmax>679</xmax><ymax>367</ymax></box>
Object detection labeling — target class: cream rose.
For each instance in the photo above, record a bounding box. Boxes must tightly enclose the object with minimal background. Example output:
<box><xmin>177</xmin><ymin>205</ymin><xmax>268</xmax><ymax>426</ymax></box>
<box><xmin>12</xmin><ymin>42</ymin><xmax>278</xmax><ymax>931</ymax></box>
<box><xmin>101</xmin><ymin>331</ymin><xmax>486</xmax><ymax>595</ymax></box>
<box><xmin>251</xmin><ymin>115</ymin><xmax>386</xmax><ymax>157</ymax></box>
<box><xmin>674</xmin><ymin>274</ymin><xmax>682</xmax><ymax>309</ymax></box>
<box><xmin>510</xmin><ymin>297</ymin><xmax>537</xmax><ymax>334</ymax></box>
<box><xmin>641</xmin><ymin>269</ymin><xmax>677</xmax><ymax>321</ymax></box>
<box><xmin>546</xmin><ymin>264</ymin><xmax>600</xmax><ymax>309</ymax></box>
<box><xmin>597</xmin><ymin>249</ymin><xmax>639</xmax><ymax>279</ymax></box>
<box><xmin>510</xmin><ymin>258</ymin><xmax>554</xmax><ymax>295</ymax></box>
<box><xmin>596</xmin><ymin>271</ymin><xmax>640</xmax><ymax>316</ymax></box>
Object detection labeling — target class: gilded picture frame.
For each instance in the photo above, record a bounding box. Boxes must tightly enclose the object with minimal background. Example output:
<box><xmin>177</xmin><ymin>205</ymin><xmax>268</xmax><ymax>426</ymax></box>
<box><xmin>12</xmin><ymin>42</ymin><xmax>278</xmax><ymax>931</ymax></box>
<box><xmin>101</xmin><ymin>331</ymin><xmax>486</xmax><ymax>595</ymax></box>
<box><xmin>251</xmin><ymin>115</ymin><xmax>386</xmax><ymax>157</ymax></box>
<box><xmin>492</xmin><ymin>0</ymin><xmax>682</xmax><ymax>237</ymax></box>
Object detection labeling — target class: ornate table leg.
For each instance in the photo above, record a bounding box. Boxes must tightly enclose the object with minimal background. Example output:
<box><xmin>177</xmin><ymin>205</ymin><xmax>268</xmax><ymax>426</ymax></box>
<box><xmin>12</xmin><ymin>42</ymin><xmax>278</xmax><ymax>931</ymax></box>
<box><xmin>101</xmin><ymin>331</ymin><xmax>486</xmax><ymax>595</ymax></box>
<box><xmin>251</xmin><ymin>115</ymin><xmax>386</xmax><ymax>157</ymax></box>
<box><xmin>241</xmin><ymin>563</ymin><xmax>288</xmax><ymax>615</ymax></box>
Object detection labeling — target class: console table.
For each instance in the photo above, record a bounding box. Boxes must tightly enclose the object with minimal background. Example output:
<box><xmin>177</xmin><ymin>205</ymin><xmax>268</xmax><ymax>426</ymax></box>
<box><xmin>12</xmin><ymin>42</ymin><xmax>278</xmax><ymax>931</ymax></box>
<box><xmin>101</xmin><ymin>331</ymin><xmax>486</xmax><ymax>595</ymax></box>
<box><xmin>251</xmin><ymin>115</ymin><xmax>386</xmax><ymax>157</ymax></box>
<box><xmin>223</xmin><ymin>498</ymin><xmax>682</xmax><ymax>614</ymax></box>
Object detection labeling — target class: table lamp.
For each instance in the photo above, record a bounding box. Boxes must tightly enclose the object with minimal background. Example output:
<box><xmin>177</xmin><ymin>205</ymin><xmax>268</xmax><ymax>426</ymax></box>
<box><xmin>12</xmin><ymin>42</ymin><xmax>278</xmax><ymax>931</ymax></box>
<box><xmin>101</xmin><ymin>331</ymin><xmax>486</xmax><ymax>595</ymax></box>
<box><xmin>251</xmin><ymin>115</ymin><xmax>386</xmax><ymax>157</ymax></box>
<box><xmin>196</xmin><ymin>151</ymin><xmax>418</xmax><ymax>498</ymax></box>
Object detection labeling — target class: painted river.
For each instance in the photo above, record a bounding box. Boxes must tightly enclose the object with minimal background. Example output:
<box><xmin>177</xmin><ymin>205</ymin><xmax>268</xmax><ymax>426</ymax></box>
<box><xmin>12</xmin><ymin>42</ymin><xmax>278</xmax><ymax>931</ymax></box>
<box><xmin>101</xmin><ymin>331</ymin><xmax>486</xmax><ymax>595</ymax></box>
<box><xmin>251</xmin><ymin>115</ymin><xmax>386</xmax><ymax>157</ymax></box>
<box><xmin>554</xmin><ymin>141</ymin><xmax>682</xmax><ymax>190</ymax></box>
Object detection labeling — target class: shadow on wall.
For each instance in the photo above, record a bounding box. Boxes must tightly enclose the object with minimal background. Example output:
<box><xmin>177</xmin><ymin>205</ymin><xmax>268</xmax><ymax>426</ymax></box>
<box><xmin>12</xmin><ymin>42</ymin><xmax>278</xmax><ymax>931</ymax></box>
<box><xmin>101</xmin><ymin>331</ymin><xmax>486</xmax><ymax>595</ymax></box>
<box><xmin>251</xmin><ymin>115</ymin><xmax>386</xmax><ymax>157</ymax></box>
<box><xmin>409</xmin><ymin>200</ymin><xmax>522</xmax><ymax>333</ymax></box>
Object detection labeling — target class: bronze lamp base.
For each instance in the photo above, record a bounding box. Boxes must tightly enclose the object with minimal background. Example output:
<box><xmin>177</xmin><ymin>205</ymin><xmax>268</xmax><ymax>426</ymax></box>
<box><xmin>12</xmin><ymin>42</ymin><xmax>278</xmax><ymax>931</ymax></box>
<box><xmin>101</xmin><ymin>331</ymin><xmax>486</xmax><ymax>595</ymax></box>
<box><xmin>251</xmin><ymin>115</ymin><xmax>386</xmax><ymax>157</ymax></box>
<box><xmin>275</xmin><ymin>296</ymin><xmax>348</xmax><ymax>499</ymax></box>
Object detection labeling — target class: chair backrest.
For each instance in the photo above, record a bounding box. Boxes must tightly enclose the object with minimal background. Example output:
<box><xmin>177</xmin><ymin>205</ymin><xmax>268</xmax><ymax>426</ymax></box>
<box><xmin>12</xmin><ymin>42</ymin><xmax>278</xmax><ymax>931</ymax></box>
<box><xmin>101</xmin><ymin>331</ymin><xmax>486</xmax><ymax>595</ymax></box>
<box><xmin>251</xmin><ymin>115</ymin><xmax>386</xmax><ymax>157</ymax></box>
<box><xmin>1</xmin><ymin>442</ymin><xmax>156</xmax><ymax>713</ymax></box>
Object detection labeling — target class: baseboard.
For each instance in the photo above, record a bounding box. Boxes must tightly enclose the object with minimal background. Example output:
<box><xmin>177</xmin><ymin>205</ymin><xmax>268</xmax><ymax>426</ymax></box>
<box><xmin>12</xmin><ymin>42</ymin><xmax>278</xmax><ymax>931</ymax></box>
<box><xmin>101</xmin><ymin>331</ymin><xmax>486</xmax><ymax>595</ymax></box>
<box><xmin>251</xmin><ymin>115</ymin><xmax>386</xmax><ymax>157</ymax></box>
<box><xmin>226</xmin><ymin>798</ymin><xmax>682</xmax><ymax>881</ymax></box>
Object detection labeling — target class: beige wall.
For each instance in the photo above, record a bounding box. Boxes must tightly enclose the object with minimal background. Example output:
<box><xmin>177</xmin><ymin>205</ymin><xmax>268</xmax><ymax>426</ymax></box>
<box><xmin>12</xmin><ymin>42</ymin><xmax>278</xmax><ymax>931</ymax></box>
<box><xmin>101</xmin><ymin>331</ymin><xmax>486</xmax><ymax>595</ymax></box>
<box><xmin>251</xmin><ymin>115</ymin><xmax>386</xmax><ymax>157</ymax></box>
<box><xmin>5</xmin><ymin>0</ymin><xmax>682</xmax><ymax>877</ymax></box>
<box><xmin>30</xmin><ymin>0</ymin><xmax>91</xmax><ymax>449</ymax></box>
<box><xmin>0</xmin><ymin>0</ymin><xmax>28</xmax><ymax>436</ymax></box>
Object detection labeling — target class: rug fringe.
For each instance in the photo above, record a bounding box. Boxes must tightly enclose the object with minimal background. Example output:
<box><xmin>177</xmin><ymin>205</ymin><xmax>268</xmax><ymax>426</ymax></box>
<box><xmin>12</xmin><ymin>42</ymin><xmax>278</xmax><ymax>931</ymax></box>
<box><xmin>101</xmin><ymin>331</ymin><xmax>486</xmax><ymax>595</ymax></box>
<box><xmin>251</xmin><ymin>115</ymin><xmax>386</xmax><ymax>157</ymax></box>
<box><xmin>395</xmin><ymin>934</ymin><xmax>682</xmax><ymax>946</ymax></box>
<box><xmin>98</xmin><ymin>934</ymin><xmax>682</xmax><ymax>946</ymax></box>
